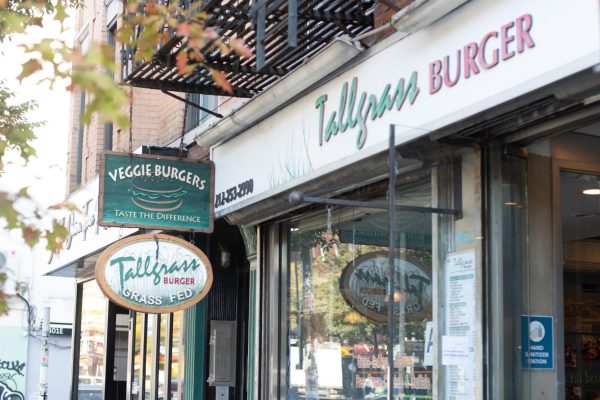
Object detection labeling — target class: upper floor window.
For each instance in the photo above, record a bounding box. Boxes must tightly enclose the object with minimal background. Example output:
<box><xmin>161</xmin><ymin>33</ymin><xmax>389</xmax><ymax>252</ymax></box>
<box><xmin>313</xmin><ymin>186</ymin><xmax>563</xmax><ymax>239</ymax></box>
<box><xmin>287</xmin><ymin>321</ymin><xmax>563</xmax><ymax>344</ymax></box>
<box><xmin>185</xmin><ymin>94</ymin><xmax>218</xmax><ymax>133</ymax></box>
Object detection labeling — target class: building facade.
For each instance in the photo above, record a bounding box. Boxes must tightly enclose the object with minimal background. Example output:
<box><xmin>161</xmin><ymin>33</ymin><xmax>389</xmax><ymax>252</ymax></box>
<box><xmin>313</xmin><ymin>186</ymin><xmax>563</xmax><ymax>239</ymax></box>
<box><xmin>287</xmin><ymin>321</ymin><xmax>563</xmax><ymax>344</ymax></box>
<box><xmin>44</xmin><ymin>0</ymin><xmax>600</xmax><ymax>399</ymax></box>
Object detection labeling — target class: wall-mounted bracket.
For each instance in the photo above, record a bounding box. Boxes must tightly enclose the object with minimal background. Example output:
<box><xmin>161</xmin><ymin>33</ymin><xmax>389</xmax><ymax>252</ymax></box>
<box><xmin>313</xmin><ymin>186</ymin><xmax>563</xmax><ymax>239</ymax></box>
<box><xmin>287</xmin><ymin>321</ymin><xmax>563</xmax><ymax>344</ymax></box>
<box><xmin>288</xmin><ymin>191</ymin><xmax>463</xmax><ymax>219</ymax></box>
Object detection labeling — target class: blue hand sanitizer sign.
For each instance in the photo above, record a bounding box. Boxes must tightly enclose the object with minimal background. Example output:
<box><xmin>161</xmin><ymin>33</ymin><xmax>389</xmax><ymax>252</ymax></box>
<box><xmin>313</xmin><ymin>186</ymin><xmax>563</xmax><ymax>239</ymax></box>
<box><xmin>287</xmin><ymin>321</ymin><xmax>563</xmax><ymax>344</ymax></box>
<box><xmin>521</xmin><ymin>315</ymin><xmax>554</xmax><ymax>369</ymax></box>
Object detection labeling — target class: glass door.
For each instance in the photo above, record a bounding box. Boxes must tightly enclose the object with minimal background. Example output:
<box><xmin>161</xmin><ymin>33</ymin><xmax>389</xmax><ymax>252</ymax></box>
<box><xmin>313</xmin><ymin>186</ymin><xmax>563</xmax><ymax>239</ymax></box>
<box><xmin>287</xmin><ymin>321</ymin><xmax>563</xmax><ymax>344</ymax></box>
<box><xmin>561</xmin><ymin>171</ymin><xmax>600</xmax><ymax>400</ymax></box>
<box><xmin>128</xmin><ymin>311</ymin><xmax>186</xmax><ymax>400</ymax></box>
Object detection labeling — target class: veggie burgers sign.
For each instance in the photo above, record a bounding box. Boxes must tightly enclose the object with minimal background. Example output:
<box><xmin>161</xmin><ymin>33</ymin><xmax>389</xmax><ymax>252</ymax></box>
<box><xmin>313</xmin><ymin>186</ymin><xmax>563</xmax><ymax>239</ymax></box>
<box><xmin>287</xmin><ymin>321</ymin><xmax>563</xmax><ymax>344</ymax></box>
<box><xmin>99</xmin><ymin>152</ymin><xmax>214</xmax><ymax>232</ymax></box>
<box><xmin>96</xmin><ymin>234</ymin><xmax>213</xmax><ymax>313</ymax></box>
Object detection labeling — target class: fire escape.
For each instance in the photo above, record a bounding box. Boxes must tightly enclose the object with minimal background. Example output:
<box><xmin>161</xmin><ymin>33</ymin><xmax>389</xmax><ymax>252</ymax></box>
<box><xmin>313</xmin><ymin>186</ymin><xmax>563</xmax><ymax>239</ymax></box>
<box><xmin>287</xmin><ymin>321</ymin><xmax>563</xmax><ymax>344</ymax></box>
<box><xmin>120</xmin><ymin>0</ymin><xmax>377</xmax><ymax>99</ymax></box>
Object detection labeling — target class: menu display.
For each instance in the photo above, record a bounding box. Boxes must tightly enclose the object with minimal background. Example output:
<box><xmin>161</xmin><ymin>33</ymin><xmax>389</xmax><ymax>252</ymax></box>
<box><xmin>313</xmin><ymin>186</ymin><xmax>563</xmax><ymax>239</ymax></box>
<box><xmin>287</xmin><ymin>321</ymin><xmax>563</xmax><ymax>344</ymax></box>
<box><xmin>444</xmin><ymin>250</ymin><xmax>477</xmax><ymax>399</ymax></box>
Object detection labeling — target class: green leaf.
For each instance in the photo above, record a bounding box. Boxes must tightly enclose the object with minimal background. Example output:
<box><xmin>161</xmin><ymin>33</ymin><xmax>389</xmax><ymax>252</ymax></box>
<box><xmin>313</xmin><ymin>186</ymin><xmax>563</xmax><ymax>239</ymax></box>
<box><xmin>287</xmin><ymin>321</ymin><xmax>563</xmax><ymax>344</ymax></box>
<box><xmin>16</xmin><ymin>58</ymin><xmax>43</xmax><ymax>82</ymax></box>
<box><xmin>54</xmin><ymin>0</ymin><xmax>69</xmax><ymax>23</ymax></box>
<box><xmin>22</xmin><ymin>226</ymin><xmax>41</xmax><ymax>246</ymax></box>
<box><xmin>17</xmin><ymin>186</ymin><xmax>29</xmax><ymax>197</ymax></box>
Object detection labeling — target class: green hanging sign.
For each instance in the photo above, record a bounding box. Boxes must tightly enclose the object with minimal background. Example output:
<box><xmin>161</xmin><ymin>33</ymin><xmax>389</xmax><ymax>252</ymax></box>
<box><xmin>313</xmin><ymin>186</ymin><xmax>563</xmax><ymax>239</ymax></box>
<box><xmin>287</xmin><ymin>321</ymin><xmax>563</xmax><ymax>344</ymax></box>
<box><xmin>99</xmin><ymin>152</ymin><xmax>214</xmax><ymax>232</ymax></box>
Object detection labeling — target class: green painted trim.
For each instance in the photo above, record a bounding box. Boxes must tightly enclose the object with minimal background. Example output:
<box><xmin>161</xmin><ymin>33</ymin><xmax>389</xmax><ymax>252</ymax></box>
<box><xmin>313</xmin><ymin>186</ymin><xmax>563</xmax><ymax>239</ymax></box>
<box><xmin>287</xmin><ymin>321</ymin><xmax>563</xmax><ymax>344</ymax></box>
<box><xmin>183</xmin><ymin>300</ymin><xmax>207</xmax><ymax>400</ymax></box>
<box><xmin>246</xmin><ymin>269</ymin><xmax>256</xmax><ymax>399</ymax></box>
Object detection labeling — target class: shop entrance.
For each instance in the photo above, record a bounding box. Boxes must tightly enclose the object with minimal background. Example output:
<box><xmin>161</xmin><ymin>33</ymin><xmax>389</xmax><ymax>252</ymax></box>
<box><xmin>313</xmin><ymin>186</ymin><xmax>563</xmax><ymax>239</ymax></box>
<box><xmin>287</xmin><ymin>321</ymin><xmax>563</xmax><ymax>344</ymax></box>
<box><xmin>561</xmin><ymin>169</ymin><xmax>600</xmax><ymax>400</ymax></box>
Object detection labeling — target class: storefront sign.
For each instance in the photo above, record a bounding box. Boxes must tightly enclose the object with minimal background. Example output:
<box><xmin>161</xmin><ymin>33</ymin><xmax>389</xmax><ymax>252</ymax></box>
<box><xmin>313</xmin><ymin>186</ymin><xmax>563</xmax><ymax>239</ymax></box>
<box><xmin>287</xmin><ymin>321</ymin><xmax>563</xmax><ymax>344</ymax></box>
<box><xmin>212</xmin><ymin>0</ymin><xmax>600</xmax><ymax>216</ymax></box>
<box><xmin>45</xmin><ymin>176</ymin><xmax>138</xmax><ymax>274</ymax></box>
<box><xmin>339</xmin><ymin>252</ymin><xmax>431</xmax><ymax>324</ymax></box>
<box><xmin>99</xmin><ymin>152</ymin><xmax>214</xmax><ymax>232</ymax></box>
<box><xmin>96</xmin><ymin>234</ymin><xmax>213</xmax><ymax>313</ymax></box>
<box><xmin>521</xmin><ymin>315</ymin><xmax>554</xmax><ymax>369</ymax></box>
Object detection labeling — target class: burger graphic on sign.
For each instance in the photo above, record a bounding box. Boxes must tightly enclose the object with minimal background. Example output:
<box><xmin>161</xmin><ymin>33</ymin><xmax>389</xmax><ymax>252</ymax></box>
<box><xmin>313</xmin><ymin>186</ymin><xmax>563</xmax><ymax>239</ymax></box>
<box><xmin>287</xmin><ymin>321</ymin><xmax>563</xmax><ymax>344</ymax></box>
<box><xmin>128</xmin><ymin>177</ymin><xmax>188</xmax><ymax>212</ymax></box>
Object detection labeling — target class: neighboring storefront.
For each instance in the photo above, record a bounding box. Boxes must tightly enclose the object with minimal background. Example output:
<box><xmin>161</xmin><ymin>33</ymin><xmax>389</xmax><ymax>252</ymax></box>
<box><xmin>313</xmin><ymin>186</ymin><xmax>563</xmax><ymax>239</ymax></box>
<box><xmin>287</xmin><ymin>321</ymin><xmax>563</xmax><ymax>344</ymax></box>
<box><xmin>44</xmin><ymin>170</ymin><xmax>251</xmax><ymax>400</ymax></box>
<box><xmin>0</xmin><ymin>326</ymin><xmax>28</xmax><ymax>398</ymax></box>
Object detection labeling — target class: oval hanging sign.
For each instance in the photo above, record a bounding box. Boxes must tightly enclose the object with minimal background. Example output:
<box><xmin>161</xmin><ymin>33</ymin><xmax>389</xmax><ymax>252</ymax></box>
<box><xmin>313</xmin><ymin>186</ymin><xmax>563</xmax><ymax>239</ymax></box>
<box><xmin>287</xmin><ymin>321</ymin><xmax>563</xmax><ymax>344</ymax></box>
<box><xmin>339</xmin><ymin>251</ymin><xmax>432</xmax><ymax>324</ymax></box>
<box><xmin>96</xmin><ymin>233</ymin><xmax>213</xmax><ymax>313</ymax></box>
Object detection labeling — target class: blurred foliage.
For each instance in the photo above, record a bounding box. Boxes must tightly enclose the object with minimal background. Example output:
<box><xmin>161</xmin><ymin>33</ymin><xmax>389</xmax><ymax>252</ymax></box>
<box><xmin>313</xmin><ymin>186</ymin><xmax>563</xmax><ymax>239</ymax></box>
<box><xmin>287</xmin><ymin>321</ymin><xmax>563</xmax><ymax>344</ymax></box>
<box><xmin>0</xmin><ymin>0</ymin><xmax>251</xmax><ymax>314</ymax></box>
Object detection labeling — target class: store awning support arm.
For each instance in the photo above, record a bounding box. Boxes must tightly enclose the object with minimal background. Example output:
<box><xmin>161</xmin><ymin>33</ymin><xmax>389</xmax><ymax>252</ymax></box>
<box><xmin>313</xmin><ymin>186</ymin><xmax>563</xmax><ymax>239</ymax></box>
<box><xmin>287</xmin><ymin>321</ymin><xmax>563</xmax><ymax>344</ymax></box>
<box><xmin>161</xmin><ymin>90</ymin><xmax>224</xmax><ymax>118</ymax></box>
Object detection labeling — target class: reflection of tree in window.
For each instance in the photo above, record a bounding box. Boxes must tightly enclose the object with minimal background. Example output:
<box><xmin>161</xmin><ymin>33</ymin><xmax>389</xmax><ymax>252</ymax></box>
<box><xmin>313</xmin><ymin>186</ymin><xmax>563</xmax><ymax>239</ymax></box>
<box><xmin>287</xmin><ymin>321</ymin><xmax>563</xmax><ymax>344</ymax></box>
<box><xmin>288</xmin><ymin>221</ymin><xmax>433</xmax><ymax>398</ymax></box>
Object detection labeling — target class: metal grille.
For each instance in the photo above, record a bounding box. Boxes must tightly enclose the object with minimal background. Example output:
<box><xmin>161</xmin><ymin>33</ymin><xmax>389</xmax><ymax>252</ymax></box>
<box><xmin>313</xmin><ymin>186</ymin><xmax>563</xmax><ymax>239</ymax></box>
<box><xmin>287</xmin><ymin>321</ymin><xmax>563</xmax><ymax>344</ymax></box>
<box><xmin>121</xmin><ymin>0</ymin><xmax>375</xmax><ymax>98</ymax></box>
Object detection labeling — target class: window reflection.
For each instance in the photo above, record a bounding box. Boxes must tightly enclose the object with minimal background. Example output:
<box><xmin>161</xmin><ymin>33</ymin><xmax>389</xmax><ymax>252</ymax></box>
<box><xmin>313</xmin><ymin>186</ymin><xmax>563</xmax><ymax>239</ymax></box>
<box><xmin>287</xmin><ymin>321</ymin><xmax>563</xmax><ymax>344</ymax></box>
<box><xmin>77</xmin><ymin>280</ymin><xmax>107</xmax><ymax>399</ymax></box>
<box><xmin>145</xmin><ymin>315</ymin><xmax>154</xmax><ymax>399</ymax></box>
<box><xmin>132</xmin><ymin>313</ymin><xmax>143</xmax><ymax>399</ymax></box>
<box><xmin>171</xmin><ymin>311</ymin><xmax>185</xmax><ymax>400</ymax></box>
<box><xmin>159</xmin><ymin>315</ymin><xmax>167</xmax><ymax>400</ymax></box>
<box><xmin>287</xmin><ymin>185</ymin><xmax>434</xmax><ymax>399</ymax></box>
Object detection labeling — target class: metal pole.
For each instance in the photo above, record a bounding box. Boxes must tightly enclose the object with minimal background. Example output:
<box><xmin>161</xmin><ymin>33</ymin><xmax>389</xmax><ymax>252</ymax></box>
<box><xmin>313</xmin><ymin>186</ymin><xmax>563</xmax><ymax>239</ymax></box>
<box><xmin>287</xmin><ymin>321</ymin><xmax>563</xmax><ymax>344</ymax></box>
<box><xmin>387</xmin><ymin>125</ymin><xmax>396</xmax><ymax>400</ymax></box>
<box><xmin>39</xmin><ymin>306</ymin><xmax>50</xmax><ymax>400</ymax></box>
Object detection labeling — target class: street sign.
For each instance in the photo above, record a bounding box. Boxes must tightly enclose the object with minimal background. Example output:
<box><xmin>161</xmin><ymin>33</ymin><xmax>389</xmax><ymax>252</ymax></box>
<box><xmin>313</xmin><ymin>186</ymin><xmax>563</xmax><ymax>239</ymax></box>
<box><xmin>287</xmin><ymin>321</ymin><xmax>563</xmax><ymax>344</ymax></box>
<box><xmin>99</xmin><ymin>152</ymin><xmax>214</xmax><ymax>232</ymax></box>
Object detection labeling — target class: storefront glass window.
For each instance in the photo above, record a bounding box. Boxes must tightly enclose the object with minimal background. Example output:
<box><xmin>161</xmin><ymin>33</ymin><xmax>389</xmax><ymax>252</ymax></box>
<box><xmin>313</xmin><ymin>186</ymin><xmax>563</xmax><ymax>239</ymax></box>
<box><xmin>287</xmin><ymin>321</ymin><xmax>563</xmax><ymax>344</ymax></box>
<box><xmin>132</xmin><ymin>312</ymin><xmax>143</xmax><ymax>399</ymax></box>
<box><xmin>287</xmin><ymin>185</ymin><xmax>434</xmax><ymax>399</ymax></box>
<box><xmin>284</xmin><ymin>144</ymin><xmax>481</xmax><ymax>399</ymax></box>
<box><xmin>171</xmin><ymin>311</ymin><xmax>185</xmax><ymax>400</ymax></box>
<box><xmin>159</xmin><ymin>315</ymin><xmax>167</xmax><ymax>400</ymax></box>
<box><xmin>145</xmin><ymin>315</ymin><xmax>155</xmax><ymax>399</ymax></box>
<box><xmin>128</xmin><ymin>311</ymin><xmax>185</xmax><ymax>400</ymax></box>
<box><xmin>561</xmin><ymin>170</ymin><xmax>600</xmax><ymax>399</ymax></box>
<box><xmin>77</xmin><ymin>280</ymin><xmax>107</xmax><ymax>398</ymax></box>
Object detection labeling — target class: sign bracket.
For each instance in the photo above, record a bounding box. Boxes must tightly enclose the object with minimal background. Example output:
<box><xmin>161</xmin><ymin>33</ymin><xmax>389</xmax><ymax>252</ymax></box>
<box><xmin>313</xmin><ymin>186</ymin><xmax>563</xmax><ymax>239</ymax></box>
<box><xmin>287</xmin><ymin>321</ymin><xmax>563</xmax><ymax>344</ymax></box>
<box><xmin>288</xmin><ymin>191</ymin><xmax>462</xmax><ymax>218</ymax></box>
<box><xmin>288</xmin><ymin>123</ymin><xmax>463</xmax><ymax>219</ymax></box>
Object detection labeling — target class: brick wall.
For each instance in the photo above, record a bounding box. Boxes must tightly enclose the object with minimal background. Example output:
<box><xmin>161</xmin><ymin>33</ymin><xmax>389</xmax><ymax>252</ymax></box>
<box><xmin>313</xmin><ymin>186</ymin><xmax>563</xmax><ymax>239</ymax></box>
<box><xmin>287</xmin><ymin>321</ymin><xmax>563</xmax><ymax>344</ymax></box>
<box><xmin>66</xmin><ymin>0</ymin><xmax>185</xmax><ymax>194</ymax></box>
<box><xmin>65</xmin><ymin>0</ymin><xmax>402</xmax><ymax>194</ymax></box>
<box><xmin>367</xmin><ymin>0</ymin><xmax>415</xmax><ymax>46</ymax></box>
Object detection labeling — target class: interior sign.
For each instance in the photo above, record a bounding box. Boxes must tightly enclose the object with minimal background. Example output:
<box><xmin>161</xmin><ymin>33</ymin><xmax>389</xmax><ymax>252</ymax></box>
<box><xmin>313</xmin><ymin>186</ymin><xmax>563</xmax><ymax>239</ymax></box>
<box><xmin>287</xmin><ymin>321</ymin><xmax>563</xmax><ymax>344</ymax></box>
<box><xmin>521</xmin><ymin>315</ymin><xmax>554</xmax><ymax>369</ymax></box>
<box><xmin>99</xmin><ymin>152</ymin><xmax>214</xmax><ymax>232</ymax></box>
<box><xmin>96</xmin><ymin>234</ymin><xmax>213</xmax><ymax>313</ymax></box>
<box><xmin>339</xmin><ymin>252</ymin><xmax>431</xmax><ymax>323</ymax></box>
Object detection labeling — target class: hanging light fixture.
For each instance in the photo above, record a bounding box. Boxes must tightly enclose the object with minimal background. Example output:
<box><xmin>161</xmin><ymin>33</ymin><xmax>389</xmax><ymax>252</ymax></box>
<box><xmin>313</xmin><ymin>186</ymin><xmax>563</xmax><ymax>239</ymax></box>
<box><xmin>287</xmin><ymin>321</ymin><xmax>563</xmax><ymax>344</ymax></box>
<box><xmin>582</xmin><ymin>188</ymin><xmax>600</xmax><ymax>195</ymax></box>
<box><xmin>581</xmin><ymin>175</ymin><xmax>600</xmax><ymax>195</ymax></box>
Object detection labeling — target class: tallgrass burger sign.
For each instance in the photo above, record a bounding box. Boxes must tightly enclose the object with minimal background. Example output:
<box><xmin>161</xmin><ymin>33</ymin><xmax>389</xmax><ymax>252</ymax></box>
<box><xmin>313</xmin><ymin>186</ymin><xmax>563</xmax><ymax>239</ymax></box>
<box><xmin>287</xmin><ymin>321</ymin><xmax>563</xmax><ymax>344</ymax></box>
<box><xmin>99</xmin><ymin>152</ymin><xmax>214</xmax><ymax>232</ymax></box>
<box><xmin>96</xmin><ymin>234</ymin><xmax>213</xmax><ymax>313</ymax></box>
<box><xmin>339</xmin><ymin>252</ymin><xmax>431</xmax><ymax>323</ymax></box>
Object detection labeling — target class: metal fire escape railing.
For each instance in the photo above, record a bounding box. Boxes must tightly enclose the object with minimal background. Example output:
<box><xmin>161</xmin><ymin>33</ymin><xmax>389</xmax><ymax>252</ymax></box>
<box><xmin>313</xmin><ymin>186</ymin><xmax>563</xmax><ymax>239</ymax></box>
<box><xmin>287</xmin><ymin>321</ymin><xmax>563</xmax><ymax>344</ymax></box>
<box><xmin>120</xmin><ymin>0</ymin><xmax>376</xmax><ymax>98</ymax></box>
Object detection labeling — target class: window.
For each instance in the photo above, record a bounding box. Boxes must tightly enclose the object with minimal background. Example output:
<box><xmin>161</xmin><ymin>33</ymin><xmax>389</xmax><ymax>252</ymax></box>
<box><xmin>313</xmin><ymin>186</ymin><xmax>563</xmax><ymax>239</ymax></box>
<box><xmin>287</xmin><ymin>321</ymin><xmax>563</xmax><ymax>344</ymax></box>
<box><xmin>75</xmin><ymin>90</ymin><xmax>85</xmax><ymax>186</ymax></box>
<box><xmin>287</xmin><ymin>182</ymin><xmax>434</xmax><ymax>399</ymax></box>
<box><xmin>264</xmin><ymin>141</ymin><xmax>483</xmax><ymax>399</ymax></box>
<box><xmin>185</xmin><ymin>94</ymin><xmax>218</xmax><ymax>132</ymax></box>
<box><xmin>77</xmin><ymin>280</ymin><xmax>107</xmax><ymax>399</ymax></box>
<box><xmin>130</xmin><ymin>312</ymin><xmax>186</xmax><ymax>400</ymax></box>
<box><xmin>75</xmin><ymin>28</ymin><xmax>89</xmax><ymax>186</ymax></box>
<box><xmin>104</xmin><ymin>20</ymin><xmax>117</xmax><ymax>151</ymax></box>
